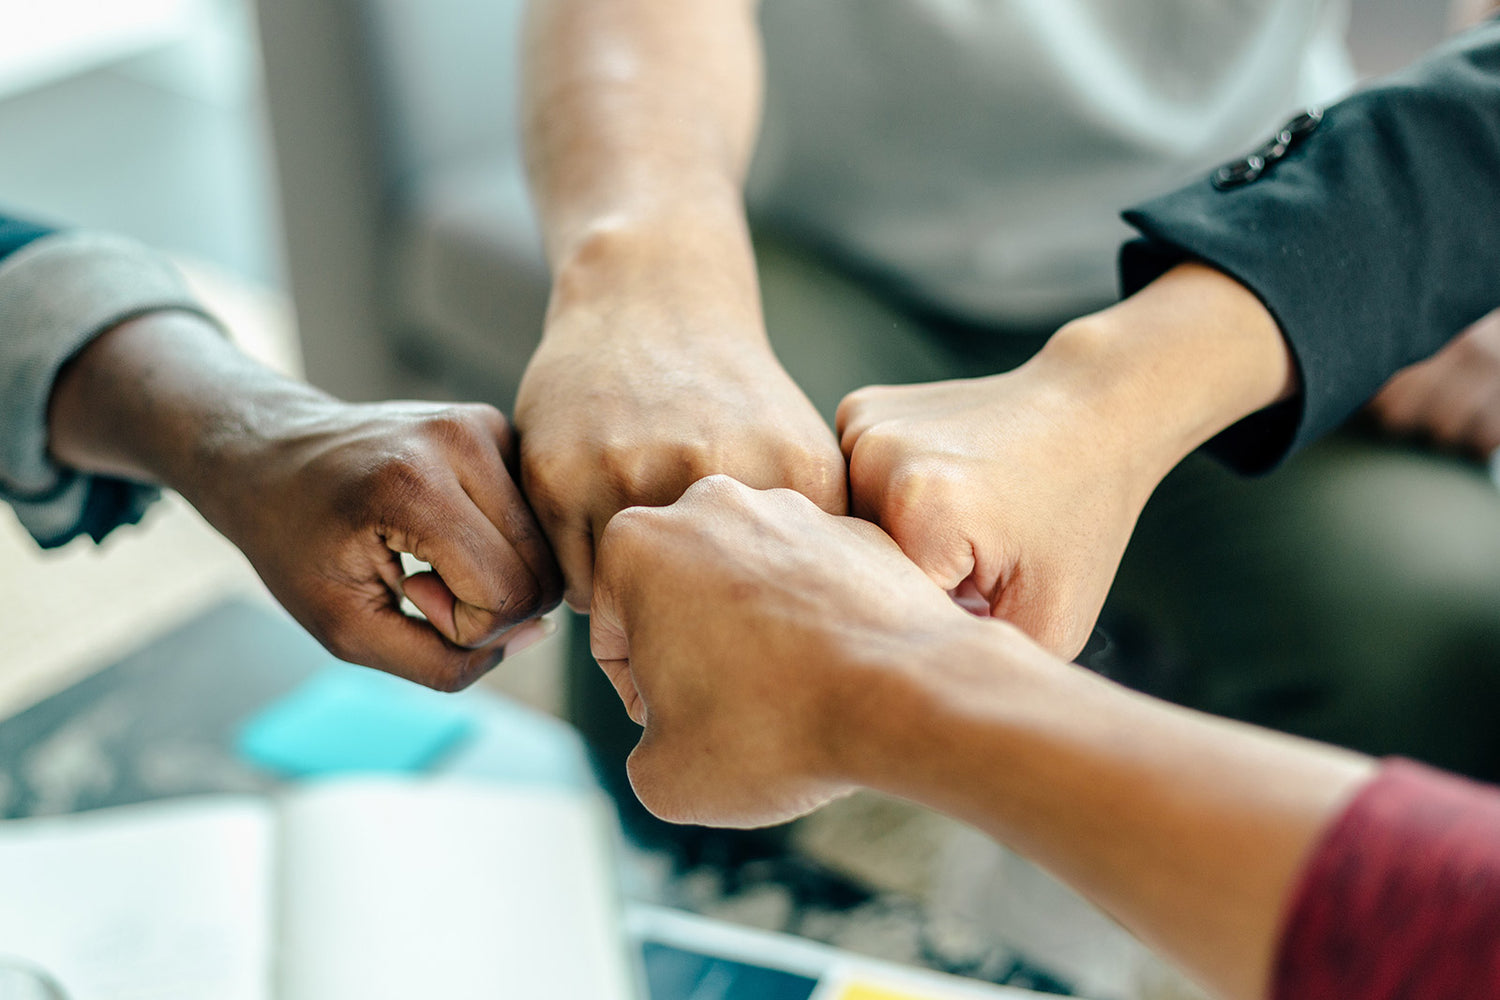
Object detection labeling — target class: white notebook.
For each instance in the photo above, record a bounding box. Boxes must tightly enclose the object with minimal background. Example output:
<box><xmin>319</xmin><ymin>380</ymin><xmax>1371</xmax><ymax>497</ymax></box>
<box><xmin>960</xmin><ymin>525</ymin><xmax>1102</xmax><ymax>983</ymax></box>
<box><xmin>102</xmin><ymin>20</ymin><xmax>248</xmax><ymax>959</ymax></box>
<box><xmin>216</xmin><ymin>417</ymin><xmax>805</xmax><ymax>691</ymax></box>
<box><xmin>0</xmin><ymin>780</ymin><xmax>638</xmax><ymax>1000</ymax></box>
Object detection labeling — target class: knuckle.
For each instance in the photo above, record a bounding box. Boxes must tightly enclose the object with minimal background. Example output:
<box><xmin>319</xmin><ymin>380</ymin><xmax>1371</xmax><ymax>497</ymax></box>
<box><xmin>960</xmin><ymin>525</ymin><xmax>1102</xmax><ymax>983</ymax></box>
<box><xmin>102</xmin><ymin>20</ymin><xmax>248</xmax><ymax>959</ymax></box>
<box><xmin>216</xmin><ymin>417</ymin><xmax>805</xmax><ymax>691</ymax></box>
<box><xmin>463</xmin><ymin>401</ymin><xmax>510</xmax><ymax>436</ymax></box>
<box><xmin>880</xmin><ymin>460</ymin><xmax>961</xmax><ymax>532</ymax></box>
<box><xmin>420</xmin><ymin>411</ymin><xmax>479</xmax><ymax>450</ymax></box>
<box><xmin>672</xmin><ymin>439</ymin><xmax>724</xmax><ymax>477</ymax></box>
<box><xmin>791</xmin><ymin>441</ymin><xmax>844</xmax><ymax>488</ymax></box>
<box><xmin>848</xmin><ymin>424</ymin><xmax>904</xmax><ymax>470</ymax></box>
<box><xmin>442</xmin><ymin>403</ymin><xmax>512</xmax><ymax>456</ymax></box>
<box><xmin>423</xmin><ymin>663</ymin><xmax>476</xmax><ymax>694</ymax></box>
<box><xmin>596</xmin><ymin>442</ymin><xmax>653</xmax><ymax>490</ymax></box>
<box><xmin>498</xmin><ymin>585</ymin><xmax>545</xmax><ymax>626</ymax></box>
<box><xmin>519</xmin><ymin>449</ymin><xmax>575</xmax><ymax>521</ymax></box>
<box><xmin>599</xmin><ymin>504</ymin><xmax>659</xmax><ymax>552</ymax></box>
<box><xmin>839</xmin><ymin>385</ymin><xmax>883</xmax><ymax>415</ymax></box>
<box><xmin>681</xmin><ymin>472</ymin><xmax>747</xmax><ymax>506</ymax></box>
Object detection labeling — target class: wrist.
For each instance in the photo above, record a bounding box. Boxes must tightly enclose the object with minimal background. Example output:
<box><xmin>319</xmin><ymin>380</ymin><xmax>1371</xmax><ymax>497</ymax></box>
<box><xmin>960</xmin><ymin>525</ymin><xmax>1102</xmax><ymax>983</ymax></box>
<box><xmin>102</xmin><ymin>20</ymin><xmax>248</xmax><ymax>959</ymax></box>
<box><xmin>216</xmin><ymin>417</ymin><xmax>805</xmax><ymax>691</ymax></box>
<box><xmin>822</xmin><ymin>615</ymin><xmax>1036</xmax><ymax>791</ymax></box>
<box><xmin>48</xmin><ymin>312</ymin><xmax>231</xmax><ymax>489</ymax></box>
<box><xmin>1029</xmin><ymin>263</ymin><xmax>1297</xmax><ymax>488</ymax></box>
<box><xmin>826</xmin><ymin>615</ymin><xmax>1143</xmax><ymax>834</ymax></box>
<box><xmin>544</xmin><ymin>202</ymin><xmax>766</xmax><ymax>346</ymax></box>
<box><xmin>49</xmin><ymin>310</ymin><xmax>333</xmax><ymax>527</ymax></box>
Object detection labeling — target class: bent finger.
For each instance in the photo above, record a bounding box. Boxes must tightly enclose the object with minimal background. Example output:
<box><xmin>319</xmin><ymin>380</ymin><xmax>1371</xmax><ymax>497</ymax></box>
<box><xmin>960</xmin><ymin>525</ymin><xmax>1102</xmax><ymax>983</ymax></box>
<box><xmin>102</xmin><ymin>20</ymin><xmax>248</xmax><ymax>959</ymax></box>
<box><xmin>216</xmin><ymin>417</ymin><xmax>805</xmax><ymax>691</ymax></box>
<box><xmin>384</xmin><ymin>487</ymin><xmax>546</xmax><ymax>647</ymax></box>
<box><xmin>451</xmin><ymin>432</ymin><xmax>565</xmax><ymax>613</ymax></box>
<box><xmin>340</xmin><ymin>603</ymin><xmax>513</xmax><ymax>692</ymax></box>
<box><xmin>589</xmin><ymin>535</ymin><xmax>643</xmax><ymax>723</ymax></box>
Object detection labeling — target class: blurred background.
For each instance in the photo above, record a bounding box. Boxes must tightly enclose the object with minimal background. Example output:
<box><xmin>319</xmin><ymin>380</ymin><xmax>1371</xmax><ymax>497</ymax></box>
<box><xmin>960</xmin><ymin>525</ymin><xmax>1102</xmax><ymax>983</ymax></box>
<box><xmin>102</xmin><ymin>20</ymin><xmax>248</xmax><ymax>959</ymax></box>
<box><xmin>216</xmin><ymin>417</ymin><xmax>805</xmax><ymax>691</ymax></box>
<box><xmin>0</xmin><ymin>0</ymin><xmax>1458</xmax><ymax>710</ymax></box>
<box><xmin>0</xmin><ymin>2</ymin><xmax>1471</xmax><ymax>998</ymax></box>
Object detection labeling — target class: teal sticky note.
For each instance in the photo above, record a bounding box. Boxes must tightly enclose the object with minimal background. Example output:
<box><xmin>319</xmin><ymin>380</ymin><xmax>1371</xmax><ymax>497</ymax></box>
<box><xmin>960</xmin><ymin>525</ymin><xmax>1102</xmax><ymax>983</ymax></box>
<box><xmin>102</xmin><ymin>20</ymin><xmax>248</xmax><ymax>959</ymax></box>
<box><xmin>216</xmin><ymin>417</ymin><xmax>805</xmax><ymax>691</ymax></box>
<box><xmin>236</xmin><ymin>667</ymin><xmax>476</xmax><ymax>777</ymax></box>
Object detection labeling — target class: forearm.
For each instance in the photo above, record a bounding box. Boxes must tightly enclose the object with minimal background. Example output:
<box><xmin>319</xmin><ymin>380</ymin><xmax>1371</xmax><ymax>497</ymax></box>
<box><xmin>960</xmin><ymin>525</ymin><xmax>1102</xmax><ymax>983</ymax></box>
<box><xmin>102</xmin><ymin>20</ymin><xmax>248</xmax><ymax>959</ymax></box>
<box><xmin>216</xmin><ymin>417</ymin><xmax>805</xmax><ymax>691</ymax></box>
<box><xmin>47</xmin><ymin>311</ymin><xmax>328</xmax><ymax>518</ymax></box>
<box><xmin>1022</xmin><ymin>262</ymin><xmax>1297</xmax><ymax>506</ymax></box>
<box><xmin>522</xmin><ymin>0</ymin><xmax>764</xmax><ymax>331</ymax></box>
<box><xmin>1123</xmin><ymin>20</ymin><xmax>1500</xmax><ymax>467</ymax></box>
<box><xmin>847</xmin><ymin>620</ymin><xmax>1374</xmax><ymax>1000</ymax></box>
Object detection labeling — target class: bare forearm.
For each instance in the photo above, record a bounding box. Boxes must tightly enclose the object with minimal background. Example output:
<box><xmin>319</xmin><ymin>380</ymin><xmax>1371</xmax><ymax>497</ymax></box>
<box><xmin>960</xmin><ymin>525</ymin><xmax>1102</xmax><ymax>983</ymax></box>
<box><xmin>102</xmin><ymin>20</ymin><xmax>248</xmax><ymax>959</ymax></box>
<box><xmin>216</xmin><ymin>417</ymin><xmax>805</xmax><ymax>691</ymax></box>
<box><xmin>523</xmin><ymin>0</ymin><xmax>762</xmax><ymax>313</ymax></box>
<box><xmin>849</xmin><ymin>621</ymin><xmax>1374</xmax><ymax>1000</ymax></box>
<box><xmin>1026</xmin><ymin>263</ymin><xmax>1298</xmax><ymax>506</ymax></box>
<box><xmin>47</xmin><ymin>312</ymin><xmax>327</xmax><ymax>513</ymax></box>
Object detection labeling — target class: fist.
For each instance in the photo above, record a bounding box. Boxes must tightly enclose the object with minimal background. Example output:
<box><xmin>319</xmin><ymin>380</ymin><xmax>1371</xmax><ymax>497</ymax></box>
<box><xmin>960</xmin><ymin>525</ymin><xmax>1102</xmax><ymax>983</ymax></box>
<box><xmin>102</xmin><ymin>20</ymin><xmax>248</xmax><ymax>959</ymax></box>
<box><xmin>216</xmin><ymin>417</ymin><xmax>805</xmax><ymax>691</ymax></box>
<box><xmin>590</xmin><ymin>476</ymin><xmax>968</xmax><ymax>828</ymax></box>
<box><xmin>837</xmin><ymin>372</ymin><xmax>1154</xmax><ymax>659</ymax></box>
<box><xmin>209</xmin><ymin>401</ymin><xmax>563</xmax><ymax>690</ymax></box>
<box><xmin>515</xmin><ymin>321</ymin><xmax>846</xmax><ymax>612</ymax></box>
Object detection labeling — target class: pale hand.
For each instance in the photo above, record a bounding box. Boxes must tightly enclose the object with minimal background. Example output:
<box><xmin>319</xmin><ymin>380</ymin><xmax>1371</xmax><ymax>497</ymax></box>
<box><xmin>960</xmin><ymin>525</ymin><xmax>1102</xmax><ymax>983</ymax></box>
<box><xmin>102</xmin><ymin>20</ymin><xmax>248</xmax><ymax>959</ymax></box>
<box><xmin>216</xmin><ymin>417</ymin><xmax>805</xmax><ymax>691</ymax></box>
<box><xmin>589</xmin><ymin>475</ymin><xmax>970</xmax><ymax>828</ymax></box>
<box><xmin>837</xmin><ymin>365</ymin><xmax>1156</xmax><ymax>659</ymax></box>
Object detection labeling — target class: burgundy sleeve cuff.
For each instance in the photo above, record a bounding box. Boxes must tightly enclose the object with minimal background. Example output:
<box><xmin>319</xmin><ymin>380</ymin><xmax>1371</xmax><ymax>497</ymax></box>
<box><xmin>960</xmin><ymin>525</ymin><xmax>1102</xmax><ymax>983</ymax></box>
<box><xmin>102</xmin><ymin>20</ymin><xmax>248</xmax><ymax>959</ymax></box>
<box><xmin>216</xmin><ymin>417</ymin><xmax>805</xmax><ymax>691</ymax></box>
<box><xmin>1274</xmin><ymin>759</ymin><xmax>1500</xmax><ymax>1000</ymax></box>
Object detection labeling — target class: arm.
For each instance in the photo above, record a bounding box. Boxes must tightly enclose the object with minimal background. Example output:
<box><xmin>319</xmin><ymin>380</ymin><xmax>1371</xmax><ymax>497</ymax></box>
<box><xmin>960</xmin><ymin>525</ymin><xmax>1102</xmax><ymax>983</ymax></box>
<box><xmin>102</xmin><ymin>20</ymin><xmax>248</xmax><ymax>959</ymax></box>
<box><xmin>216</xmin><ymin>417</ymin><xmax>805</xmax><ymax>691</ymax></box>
<box><xmin>837</xmin><ymin>21</ymin><xmax>1500</xmax><ymax>656</ymax></box>
<box><xmin>591</xmin><ymin>479</ymin><xmax>1500</xmax><ymax>1000</ymax></box>
<box><xmin>837</xmin><ymin>261</ymin><xmax>1294</xmax><ymax>655</ymax></box>
<box><xmin>1121</xmin><ymin>18</ymin><xmax>1500</xmax><ymax>468</ymax></box>
<box><xmin>45</xmin><ymin>312</ymin><xmax>562</xmax><ymax>689</ymax></box>
<box><xmin>0</xmin><ymin>225</ymin><xmax>201</xmax><ymax>548</ymax></box>
<box><xmin>516</xmin><ymin>0</ymin><xmax>844</xmax><ymax>611</ymax></box>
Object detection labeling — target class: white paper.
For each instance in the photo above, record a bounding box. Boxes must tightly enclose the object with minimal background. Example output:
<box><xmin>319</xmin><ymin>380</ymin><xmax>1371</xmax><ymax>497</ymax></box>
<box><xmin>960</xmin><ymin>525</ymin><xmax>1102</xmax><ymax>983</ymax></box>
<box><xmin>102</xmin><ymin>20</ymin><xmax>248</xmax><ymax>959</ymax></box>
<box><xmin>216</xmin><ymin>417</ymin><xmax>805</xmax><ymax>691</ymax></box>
<box><xmin>0</xmin><ymin>798</ymin><xmax>275</xmax><ymax>1000</ymax></box>
<box><xmin>275</xmin><ymin>780</ymin><xmax>636</xmax><ymax>1000</ymax></box>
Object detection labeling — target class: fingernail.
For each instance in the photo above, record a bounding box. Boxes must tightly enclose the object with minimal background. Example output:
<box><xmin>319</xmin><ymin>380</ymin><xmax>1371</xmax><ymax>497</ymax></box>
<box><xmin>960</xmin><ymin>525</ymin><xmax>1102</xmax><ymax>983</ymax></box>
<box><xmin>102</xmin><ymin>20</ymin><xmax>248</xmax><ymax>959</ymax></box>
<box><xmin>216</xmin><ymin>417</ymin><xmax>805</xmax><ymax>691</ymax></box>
<box><xmin>502</xmin><ymin>617</ymin><xmax>558</xmax><ymax>659</ymax></box>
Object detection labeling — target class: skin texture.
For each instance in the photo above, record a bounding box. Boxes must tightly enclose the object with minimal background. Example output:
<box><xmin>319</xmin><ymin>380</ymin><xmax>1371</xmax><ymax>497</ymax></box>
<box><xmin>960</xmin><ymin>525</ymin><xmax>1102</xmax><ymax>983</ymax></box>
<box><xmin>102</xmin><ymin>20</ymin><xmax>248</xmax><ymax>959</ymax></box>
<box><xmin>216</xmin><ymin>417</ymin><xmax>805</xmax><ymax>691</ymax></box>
<box><xmin>520</xmin><ymin>0</ymin><xmax>1294</xmax><ymax>654</ymax></box>
<box><xmin>591</xmin><ymin>476</ymin><xmax>1375</xmax><ymax>1000</ymax></box>
<box><xmin>837</xmin><ymin>263</ymin><xmax>1297</xmax><ymax>658</ymax></box>
<box><xmin>1369</xmin><ymin>309</ymin><xmax>1500</xmax><ymax>458</ymax></box>
<box><xmin>48</xmin><ymin>311</ymin><xmax>563</xmax><ymax>691</ymax></box>
<box><xmin>516</xmin><ymin>0</ymin><xmax>844</xmax><ymax>612</ymax></box>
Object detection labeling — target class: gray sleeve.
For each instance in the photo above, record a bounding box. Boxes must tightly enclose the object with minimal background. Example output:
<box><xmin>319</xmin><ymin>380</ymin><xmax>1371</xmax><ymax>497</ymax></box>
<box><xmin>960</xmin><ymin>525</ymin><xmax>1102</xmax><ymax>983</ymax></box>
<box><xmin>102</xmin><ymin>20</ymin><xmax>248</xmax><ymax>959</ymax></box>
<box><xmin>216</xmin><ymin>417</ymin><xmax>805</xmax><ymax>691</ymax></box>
<box><xmin>0</xmin><ymin>232</ymin><xmax>222</xmax><ymax>548</ymax></box>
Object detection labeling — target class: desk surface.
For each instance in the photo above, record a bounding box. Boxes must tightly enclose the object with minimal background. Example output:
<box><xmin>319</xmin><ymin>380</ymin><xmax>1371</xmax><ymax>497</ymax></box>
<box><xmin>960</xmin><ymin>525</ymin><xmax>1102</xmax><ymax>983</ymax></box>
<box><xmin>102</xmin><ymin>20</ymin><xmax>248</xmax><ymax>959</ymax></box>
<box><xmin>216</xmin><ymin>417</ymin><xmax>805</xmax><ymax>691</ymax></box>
<box><xmin>0</xmin><ymin>599</ymin><xmax>322</xmax><ymax>819</ymax></box>
<box><xmin>0</xmin><ymin>598</ymin><xmax>1086</xmax><ymax>998</ymax></box>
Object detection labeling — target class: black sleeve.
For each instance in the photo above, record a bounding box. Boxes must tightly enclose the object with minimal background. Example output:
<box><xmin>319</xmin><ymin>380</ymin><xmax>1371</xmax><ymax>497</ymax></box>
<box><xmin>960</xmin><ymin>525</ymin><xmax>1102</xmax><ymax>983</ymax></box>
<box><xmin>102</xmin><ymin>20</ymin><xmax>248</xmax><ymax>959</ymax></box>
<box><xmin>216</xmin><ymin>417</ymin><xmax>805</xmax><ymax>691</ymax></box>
<box><xmin>1120</xmin><ymin>18</ymin><xmax>1500</xmax><ymax>474</ymax></box>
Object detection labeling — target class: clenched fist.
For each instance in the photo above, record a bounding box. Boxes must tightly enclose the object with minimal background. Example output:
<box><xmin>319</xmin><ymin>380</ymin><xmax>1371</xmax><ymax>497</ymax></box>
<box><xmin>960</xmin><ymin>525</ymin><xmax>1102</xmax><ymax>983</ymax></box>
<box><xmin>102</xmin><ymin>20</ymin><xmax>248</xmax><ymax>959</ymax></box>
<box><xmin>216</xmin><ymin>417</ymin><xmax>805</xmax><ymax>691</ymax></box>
<box><xmin>836</xmin><ymin>263</ymin><xmax>1298</xmax><ymax>659</ymax></box>
<box><xmin>48</xmin><ymin>312</ymin><xmax>563</xmax><ymax>691</ymax></box>
<box><xmin>515</xmin><ymin>291</ymin><xmax>846</xmax><ymax>612</ymax></box>
<box><xmin>837</xmin><ymin>369</ymin><xmax>1151</xmax><ymax>658</ymax></box>
<box><xmin>203</xmin><ymin>401</ymin><xmax>564</xmax><ymax>690</ymax></box>
<box><xmin>590</xmin><ymin>475</ymin><xmax>975</xmax><ymax>828</ymax></box>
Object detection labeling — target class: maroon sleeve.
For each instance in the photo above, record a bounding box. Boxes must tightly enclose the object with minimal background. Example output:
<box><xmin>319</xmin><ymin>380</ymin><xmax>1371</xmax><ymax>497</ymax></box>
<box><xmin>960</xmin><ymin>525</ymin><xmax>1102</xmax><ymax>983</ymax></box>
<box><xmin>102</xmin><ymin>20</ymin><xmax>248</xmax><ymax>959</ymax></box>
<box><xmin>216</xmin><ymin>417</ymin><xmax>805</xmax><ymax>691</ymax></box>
<box><xmin>1273</xmin><ymin>759</ymin><xmax>1500</xmax><ymax>1000</ymax></box>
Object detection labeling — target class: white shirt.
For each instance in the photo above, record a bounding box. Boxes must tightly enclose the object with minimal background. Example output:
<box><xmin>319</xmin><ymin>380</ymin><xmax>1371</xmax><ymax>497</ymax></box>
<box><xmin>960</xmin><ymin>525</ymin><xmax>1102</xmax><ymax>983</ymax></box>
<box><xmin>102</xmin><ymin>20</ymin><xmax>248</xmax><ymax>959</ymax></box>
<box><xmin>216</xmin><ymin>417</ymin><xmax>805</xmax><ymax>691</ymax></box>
<box><xmin>749</xmin><ymin>0</ymin><xmax>1357</xmax><ymax>324</ymax></box>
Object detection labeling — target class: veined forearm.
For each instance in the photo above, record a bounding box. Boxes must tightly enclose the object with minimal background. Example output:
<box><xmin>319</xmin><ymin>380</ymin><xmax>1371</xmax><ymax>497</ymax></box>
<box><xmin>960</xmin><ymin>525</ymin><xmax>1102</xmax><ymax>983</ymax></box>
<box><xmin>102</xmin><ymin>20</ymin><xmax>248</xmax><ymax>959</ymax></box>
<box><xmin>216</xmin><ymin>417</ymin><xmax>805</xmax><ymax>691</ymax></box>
<box><xmin>522</xmin><ymin>0</ymin><xmax>762</xmax><ymax>269</ymax></box>
<box><xmin>47</xmin><ymin>312</ymin><xmax>328</xmax><ymax>506</ymax></box>
<box><xmin>850</xmin><ymin>620</ymin><xmax>1373</xmax><ymax>1000</ymax></box>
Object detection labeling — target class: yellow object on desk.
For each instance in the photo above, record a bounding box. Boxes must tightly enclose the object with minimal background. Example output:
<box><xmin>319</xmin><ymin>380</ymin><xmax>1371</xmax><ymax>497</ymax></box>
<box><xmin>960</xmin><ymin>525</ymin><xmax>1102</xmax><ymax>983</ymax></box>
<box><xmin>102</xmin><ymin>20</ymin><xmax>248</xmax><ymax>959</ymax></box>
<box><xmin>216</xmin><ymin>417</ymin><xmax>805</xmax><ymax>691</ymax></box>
<box><xmin>838</xmin><ymin>985</ymin><xmax>930</xmax><ymax>1000</ymax></box>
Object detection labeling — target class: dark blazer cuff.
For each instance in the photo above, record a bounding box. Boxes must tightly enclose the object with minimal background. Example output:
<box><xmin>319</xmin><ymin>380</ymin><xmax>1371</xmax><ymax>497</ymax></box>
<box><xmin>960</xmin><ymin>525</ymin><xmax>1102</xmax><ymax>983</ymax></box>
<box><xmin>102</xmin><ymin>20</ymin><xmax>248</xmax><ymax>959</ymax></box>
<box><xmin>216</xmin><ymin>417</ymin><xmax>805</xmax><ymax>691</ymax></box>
<box><xmin>1120</xmin><ymin>20</ymin><xmax>1500</xmax><ymax>474</ymax></box>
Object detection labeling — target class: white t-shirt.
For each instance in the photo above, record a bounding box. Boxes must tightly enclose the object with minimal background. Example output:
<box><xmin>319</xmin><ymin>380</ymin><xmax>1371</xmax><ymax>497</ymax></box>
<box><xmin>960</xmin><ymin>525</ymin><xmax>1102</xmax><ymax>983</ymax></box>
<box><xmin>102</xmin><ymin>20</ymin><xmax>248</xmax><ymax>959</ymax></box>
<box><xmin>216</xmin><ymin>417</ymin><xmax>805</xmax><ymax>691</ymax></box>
<box><xmin>748</xmin><ymin>0</ymin><xmax>1357</xmax><ymax>324</ymax></box>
